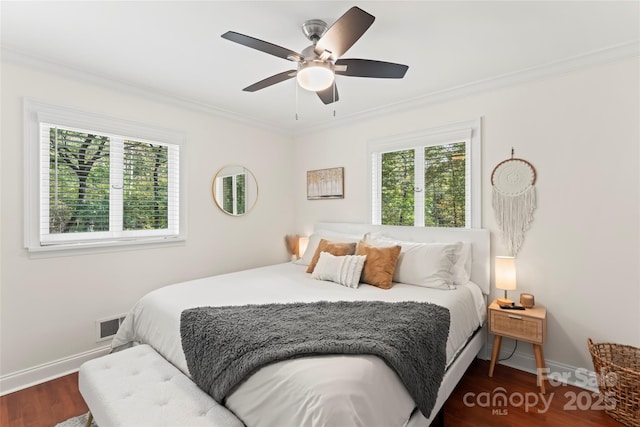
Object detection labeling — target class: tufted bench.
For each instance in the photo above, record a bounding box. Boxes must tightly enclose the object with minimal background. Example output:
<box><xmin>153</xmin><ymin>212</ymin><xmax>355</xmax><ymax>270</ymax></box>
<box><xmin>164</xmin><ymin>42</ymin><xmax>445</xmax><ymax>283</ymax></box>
<box><xmin>78</xmin><ymin>344</ymin><xmax>243</xmax><ymax>427</ymax></box>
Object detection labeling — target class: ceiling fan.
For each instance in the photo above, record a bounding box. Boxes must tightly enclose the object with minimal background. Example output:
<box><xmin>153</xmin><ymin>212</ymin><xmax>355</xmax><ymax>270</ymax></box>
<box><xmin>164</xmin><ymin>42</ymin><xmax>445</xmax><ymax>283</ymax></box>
<box><xmin>221</xmin><ymin>6</ymin><xmax>409</xmax><ymax>105</ymax></box>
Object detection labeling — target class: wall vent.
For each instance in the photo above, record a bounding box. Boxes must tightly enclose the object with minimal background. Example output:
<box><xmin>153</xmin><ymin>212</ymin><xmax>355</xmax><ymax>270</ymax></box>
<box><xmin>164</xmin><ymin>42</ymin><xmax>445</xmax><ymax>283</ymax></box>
<box><xmin>96</xmin><ymin>314</ymin><xmax>127</xmax><ymax>342</ymax></box>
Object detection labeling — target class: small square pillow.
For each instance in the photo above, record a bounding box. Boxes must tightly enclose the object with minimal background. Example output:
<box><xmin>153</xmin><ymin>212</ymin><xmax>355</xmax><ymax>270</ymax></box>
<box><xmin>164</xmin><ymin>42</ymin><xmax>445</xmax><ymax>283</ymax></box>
<box><xmin>355</xmin><ymin>241</ymin><xmax>402</xmax><ymax>290</ymax></box>
<box><xmin>306</xmin><ymin>239</ymin><xmax>357</xmax><ymax>273</ymax></box>
<box><xmin>310</xmin><ymin>252</ymin><xmax>367</xmax><ymax>288</ymax></box>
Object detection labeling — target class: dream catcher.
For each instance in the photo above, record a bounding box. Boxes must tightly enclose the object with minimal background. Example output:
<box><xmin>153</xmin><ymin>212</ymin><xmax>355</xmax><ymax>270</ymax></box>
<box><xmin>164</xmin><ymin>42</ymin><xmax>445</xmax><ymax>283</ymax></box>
<box><xmin>491</xmin><ymin>150</ymin><xmax>537</xmax><ymax>256</ymax></box>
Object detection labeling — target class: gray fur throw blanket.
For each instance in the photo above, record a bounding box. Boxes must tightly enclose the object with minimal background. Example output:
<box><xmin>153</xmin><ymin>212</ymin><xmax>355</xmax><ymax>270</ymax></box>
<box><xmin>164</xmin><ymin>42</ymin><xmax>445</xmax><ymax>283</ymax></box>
<box><xmin>180</xmin><ymin>300</ymin><xmax>450</xmax><ymax>418</ymax></box>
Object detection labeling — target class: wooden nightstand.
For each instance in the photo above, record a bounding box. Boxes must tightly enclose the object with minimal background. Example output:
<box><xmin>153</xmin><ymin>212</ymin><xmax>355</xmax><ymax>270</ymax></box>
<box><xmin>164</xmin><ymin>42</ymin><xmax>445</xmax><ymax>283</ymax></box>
<box><xmin>488</xmin><ymin>300</ymin><xmax>548</xmax><ymax>393</ymax></box>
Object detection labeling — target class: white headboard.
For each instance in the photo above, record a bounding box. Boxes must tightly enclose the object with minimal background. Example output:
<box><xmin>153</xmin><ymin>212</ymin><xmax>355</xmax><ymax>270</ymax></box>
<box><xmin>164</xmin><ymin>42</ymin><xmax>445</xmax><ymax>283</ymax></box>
<box><xmin>314</xmin><ymin>222</ymin><xmax>490</xmax><ymax>295</ymax></box>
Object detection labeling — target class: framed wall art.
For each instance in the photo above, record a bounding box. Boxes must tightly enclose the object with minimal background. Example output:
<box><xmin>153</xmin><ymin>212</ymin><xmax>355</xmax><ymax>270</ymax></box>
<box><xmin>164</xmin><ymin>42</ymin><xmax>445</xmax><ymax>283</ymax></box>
<box><xmin>307</xmin><ymin>167</ymin><xmax>344</xmax><ymax>200</ymax></box>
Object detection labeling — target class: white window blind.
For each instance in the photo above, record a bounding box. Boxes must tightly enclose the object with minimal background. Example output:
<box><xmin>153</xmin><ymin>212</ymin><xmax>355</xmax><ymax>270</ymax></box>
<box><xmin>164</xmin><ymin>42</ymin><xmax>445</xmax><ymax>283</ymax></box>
<box><xmin>39</xmin><ymin>123</ymin><xmax>180</xmax><ymax>245</ymax></box>
<box><xmin>24</xmin><ymin>99</ymin><xmax>185</xmax><ymax>253</ymax></box>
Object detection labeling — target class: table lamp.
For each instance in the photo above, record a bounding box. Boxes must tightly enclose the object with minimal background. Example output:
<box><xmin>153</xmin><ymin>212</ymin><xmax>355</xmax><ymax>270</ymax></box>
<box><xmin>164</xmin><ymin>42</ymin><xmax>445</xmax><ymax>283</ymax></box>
<box><xmin>495</xmin><ymin>256</ymin><xmax>516</xmax><ymax>305</ymax></box>
<box><xmin>297</xmin><ymin>236</ymin><xmax>309</xmax><ymax>259</ymax></box>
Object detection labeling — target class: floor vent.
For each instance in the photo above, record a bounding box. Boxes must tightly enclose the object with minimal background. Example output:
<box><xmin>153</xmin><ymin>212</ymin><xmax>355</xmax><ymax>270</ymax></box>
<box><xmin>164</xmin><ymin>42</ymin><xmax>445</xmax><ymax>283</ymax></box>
<box><xmin>96</xmin><ymin>314</ymin><xmax>127</xmax><ymax>342</ymax></box>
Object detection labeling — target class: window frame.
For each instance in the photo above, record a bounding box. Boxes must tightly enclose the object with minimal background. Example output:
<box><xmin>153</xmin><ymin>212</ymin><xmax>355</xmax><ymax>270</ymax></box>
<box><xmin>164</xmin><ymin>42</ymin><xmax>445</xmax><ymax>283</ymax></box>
<box><xmin>367</xmin><ymin>118</ymin><xmax>482</xmax><ymax>228</ymax></box>
<box><xmin>24</xmin><ymin>98</ymin><xmax>187</xmax><ymax>255</ymax></box>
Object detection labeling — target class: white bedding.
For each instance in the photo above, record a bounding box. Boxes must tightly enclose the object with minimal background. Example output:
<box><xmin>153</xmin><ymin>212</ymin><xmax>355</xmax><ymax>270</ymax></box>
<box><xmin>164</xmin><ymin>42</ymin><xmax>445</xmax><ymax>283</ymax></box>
<box><xmin>113</xmin><ymin>262</ymin><xmax>485</xmax><ymax>427</ymax></box>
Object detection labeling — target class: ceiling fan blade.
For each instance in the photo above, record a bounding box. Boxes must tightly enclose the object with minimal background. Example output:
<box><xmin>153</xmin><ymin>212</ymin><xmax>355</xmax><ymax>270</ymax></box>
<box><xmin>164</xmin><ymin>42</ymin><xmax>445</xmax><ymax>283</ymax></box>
<box><xmin>335</xmin><ymin>59</ymin><xmax>409</xmax><ymax>78</ymax></box>
<box><xmin>222</xmin><ymin>31</ymin><xmax>304</xmax><ymax>62</ymax></box>
<box><xmin>316</xmin><ymin>83</ymin><xmax>339</xmax><ymax>105</ymax></box>
<box><xmin>243</xmin><ymin>70</ymin><xmax>297</xmax><ymax>92</ymax></box>
<box><xmin>314</xmin><ymin>7</ymin><xmax>375</xmax><ymax>61</ymax></box>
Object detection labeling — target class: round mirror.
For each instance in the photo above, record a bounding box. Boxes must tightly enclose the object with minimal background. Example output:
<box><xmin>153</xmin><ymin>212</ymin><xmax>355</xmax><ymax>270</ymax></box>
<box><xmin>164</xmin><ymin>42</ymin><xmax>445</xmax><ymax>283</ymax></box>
<box><xmin>212</xmin><ymin>165</ymin><xmax>258</xmax><ymax>216</ymax></box>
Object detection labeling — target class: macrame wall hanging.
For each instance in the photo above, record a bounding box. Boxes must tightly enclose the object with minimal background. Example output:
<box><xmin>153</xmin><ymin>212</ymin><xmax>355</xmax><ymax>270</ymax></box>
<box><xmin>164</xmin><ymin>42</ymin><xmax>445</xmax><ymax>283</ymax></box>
<box><xmin>491</xmin><ymin>149</ymin><xmax>537</xmax><ymax>256</ymax></box>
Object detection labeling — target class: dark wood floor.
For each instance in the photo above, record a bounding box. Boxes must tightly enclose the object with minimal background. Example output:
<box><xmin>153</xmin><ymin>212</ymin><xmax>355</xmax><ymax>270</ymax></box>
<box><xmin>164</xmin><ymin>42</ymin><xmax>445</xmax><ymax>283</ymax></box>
<box><xmin>444</xmin><ymin>359</ymin><xmax>622</xmax><ymax>427</ymax></box>
<box><xmin>0</xmin><ymin>359</ymin><xmax>623</xmax><ymax>427</ymax></box>
<box><xmin>0</xmin><ymin>372</ymin><xmax>88</xmax><ymax>427</ymax></box>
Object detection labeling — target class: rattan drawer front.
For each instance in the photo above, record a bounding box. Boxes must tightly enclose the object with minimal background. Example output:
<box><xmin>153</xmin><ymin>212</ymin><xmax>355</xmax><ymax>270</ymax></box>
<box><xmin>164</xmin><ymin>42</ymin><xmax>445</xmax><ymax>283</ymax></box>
<box><xmin>490</xmin><ymin>311</ymin><xmax>543</xmax><ymax>344</ymax></box>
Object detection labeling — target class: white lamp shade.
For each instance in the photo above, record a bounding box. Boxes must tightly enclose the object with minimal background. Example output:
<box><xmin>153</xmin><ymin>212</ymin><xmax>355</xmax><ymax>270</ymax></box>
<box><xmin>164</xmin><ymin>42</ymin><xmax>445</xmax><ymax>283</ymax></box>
<box><xmin>297</xmin><ymin>236</ymin><xmax>310</xmax><ymax>258</ymax></box>
<box><xmin>297</xmin><ymin>62</ymin><xmax>334</xmax><ymax>91</ymax></box>
<box><xmin>495</xmin><ymin>256</ymin><xmax>517</xmax><ymax>291</ymax></box>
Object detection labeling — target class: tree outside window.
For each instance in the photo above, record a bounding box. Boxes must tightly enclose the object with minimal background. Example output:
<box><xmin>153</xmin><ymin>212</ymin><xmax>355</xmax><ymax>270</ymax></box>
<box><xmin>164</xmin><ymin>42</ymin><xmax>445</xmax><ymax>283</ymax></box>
<box><xmin>423</xmin><ymin>142</ymin><xmax>466</xmax><ymax>227</ymax></box>
<box><xmin>381</xmin><ymin>149</ymin><xmax>415</xmax><ymax>226</ymax></box>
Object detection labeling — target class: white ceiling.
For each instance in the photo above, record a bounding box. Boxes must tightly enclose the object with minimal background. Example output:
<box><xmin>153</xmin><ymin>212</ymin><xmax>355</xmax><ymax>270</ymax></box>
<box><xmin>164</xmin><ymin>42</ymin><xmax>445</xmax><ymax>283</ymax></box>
<box><xmin>2</xmin><ymin>1</ymin><xmax>638</xmax><ymax>134</ymax></box>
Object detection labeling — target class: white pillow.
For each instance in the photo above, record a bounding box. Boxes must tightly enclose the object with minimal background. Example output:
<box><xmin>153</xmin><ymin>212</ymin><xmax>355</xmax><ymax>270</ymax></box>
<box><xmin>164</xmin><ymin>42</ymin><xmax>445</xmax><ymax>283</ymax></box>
<box><xmin>295</xmin><ymin>232</ymin><xmax>362</xmax><ymax>266</ymax></box>
<box><xmin>310</xmin><ymin>252</ymin><xmax>367</xmax><ymax>289</ymax></box>
<box><xmin>452</xmin><ymin>242</ymin><xmax>472</xmax><ymax>286</ymax></box>
<box><xmin>364</xmin><ymin>234</ymin><xmax>461</xmax><ymax>290</ymax></box>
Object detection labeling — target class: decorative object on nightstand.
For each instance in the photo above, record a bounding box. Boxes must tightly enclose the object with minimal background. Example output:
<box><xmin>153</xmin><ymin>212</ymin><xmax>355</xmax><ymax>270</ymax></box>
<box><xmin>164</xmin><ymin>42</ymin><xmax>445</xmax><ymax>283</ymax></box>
<box><xmin>495</xmin><ymin>256</ymin><xmax>517</xmax><ymax>306</ymax></box>
<box><xmin>488</xmin><ymin>300</ymin><xmax>548</xmax><ymax>393</ymax></box>
<box><xmin>520</xmin><ymin>293</ymin><xmax>535</xmax><ymax>308</ymax></box>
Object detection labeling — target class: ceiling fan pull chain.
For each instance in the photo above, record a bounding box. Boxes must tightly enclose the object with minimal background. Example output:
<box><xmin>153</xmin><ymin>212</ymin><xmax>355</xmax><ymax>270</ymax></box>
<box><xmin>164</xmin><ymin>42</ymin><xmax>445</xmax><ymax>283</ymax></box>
<box><xmin>333</xmin><ymin>84</ymin><xmax>336</xmax><ymax>117</ymax></box>
<box><xmin>295</xmin><ymin>80</ymin><xmax>299</xmax><ymax>120</ymax></box>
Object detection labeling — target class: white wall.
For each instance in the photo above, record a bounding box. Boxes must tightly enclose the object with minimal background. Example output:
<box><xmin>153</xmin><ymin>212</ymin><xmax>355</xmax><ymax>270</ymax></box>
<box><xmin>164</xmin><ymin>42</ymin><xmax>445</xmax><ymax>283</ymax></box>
<box><xmin>292</xmin><ymin>58</ymin><xmax>640</xmax><ymax>373</ymax></box>
<box><xmin>2</xmin><ymin>56</ymin><xmax>638</xmax><ymax>391</ymax></box>
<box><xmin>0</xmin><ymin>62</ymin><xmax>294</xmax><ymax>381</ymax></box>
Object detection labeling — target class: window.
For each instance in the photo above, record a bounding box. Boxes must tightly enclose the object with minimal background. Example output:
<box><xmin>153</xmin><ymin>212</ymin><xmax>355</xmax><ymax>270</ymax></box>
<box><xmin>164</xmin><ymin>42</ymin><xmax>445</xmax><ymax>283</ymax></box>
<box><xmin>24</xmin><ymin>99</ymin><xmax>185</xmax><ymax>253</ymax></box>
<box><xmin>217</xmin><ymin>171</ymin><xmax>246</xmax><ymax>215</ymax></box>
<box><xmin>369</xmin><ymin>119</ymin><xmax>481</xmax><ymax>228</ymax></box>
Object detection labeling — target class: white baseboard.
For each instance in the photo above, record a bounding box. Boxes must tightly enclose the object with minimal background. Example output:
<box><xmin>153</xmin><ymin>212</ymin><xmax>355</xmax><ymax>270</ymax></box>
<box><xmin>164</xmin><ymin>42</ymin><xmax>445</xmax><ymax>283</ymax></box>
<box><xmin>482</xmin><ymin>339</ymin><xmax>599</xmax><ymax>392</ymax></box>
<box><xmin>0</xmin><ymin>345</ymin><xmax>111</xmax><ymax>396</ymax></box>
<box><xmin>0</xmin><ymin>340</ymin><xmax>600</xmax><ymax>396</ymax></box>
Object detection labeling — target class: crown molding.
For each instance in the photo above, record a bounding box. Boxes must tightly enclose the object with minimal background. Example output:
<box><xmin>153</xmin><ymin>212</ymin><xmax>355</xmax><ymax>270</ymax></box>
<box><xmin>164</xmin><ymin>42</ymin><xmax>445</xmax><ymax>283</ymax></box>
<box><xmin>3</xmin><ymin>41</ymin><xmax>638</xmax><ymax>137</ymax></box>
<box><xmin>1</xmin><ymin>46</ymin><xmax>289</xmax><ymax>135</ymax></box>
<box><xmin>296</xmin><ymin>40</ymin><xmax>640</xmax><ymax>136</ymax></box>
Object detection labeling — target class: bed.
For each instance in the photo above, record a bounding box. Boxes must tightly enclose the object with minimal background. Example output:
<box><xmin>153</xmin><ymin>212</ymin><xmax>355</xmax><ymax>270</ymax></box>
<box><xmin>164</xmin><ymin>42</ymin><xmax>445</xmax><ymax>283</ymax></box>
<box><xmin>112</xmin><ymin>222</ymin><xmax>490</xmax><ymax>426</ymax></box>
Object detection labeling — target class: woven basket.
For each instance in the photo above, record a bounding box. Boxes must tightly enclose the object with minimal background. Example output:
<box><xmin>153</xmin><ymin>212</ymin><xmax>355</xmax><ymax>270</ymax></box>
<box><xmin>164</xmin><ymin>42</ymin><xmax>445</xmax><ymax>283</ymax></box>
<box><xmin>588</xmin><ymin>339</ymin><xmax>640</xmax><ymax>427</ymax></box>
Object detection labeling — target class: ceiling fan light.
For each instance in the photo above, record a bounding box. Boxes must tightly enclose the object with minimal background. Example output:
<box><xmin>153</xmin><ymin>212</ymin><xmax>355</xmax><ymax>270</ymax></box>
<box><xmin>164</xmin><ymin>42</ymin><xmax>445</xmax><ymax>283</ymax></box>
<box><xmin>297</xmin><ymin>61</ymin><xmax>334</xmax><ymax>92</ymax></box>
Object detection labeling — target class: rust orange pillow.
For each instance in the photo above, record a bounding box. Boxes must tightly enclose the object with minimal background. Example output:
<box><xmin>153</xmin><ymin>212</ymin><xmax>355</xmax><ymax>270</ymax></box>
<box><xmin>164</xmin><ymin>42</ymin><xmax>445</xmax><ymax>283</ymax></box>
<box><xmin>306</xmin><ymin>239</ymin><xmax>357</xmax><ymax>273</ymax></box>
<box><xmin>355</xmin><ymin>241</ymin><xmax>402</xmax><ymax>289</ymax></box>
